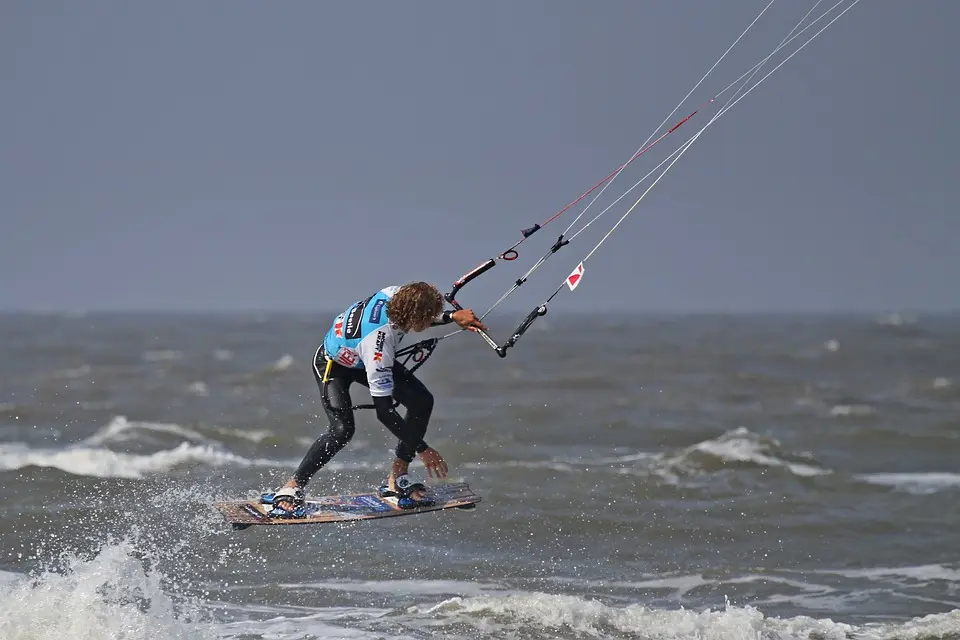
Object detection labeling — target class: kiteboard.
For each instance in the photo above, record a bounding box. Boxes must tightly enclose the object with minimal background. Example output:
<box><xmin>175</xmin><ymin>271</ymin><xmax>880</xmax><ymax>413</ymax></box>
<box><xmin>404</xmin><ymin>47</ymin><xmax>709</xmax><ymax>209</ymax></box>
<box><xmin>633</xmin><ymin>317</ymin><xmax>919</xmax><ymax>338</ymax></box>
<box><xmin>214</xmin><ymin>482</ymin><xmax>481</xmax><ymax>530</ymax></box>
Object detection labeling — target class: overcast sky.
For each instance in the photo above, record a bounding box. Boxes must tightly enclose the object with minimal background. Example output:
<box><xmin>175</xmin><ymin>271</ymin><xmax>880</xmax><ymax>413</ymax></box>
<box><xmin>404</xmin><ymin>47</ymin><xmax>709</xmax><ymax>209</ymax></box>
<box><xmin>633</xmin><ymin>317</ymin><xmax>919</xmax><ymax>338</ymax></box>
<box><xmin>2</xmin><ymin>1</ymin><xmax>957</xmax><ymax>314</ymax></box>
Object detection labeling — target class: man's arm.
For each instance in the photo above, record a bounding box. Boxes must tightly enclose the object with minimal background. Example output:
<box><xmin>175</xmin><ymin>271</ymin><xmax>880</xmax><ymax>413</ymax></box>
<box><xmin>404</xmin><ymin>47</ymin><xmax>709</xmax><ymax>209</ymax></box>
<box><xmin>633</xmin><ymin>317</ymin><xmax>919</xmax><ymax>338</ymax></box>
<box><xmin>372</xmin><ymin>397</ymin><xmax>430</xmax><ymax>457</ymax></box>
<box><xmin>371</xmin><ymin>396</ymin><xmax>429</xmax><ymax>455</ymax></box>
<box><xmin>432</xmin><ymin>308</ymin><xmax>489</xmax><ymax>330</ymax></box>
<box><xmin>357</xmin><ymin>328</ymin><xmax>430</xmax><ymax>454</ymax></box>
<box><xmin>359</xmin><ymin>328</ymin><xmax>395</xmax><ymax>398</ymax></box>
<box><xmin>432</xmin><ymin>309</ymin><xmax>455</xmax><ymax>326</ymax></box>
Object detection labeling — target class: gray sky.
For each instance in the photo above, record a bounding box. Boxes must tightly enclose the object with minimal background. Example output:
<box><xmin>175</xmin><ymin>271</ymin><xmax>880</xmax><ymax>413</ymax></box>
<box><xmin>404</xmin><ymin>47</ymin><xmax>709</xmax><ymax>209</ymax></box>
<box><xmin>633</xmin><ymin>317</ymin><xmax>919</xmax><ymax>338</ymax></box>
<box><xmin>2</xmin><ymin>1</ymin><xmax>957</xmax><ymax>313</ymax></box>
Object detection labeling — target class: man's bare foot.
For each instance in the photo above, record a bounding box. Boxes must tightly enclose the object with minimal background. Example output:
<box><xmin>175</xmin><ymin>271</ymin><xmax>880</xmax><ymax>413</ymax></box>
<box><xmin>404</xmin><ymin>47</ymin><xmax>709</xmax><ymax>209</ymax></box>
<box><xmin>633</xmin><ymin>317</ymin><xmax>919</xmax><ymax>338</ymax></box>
<box><xmin>273</xmin><ymin>480</ymin><xmax>301</xmax><ymax>510</ymax></box>
<box><xmin>388</xmin><ymin>459</ymin><xmax>426</xmax><ymax>501</ymax></box>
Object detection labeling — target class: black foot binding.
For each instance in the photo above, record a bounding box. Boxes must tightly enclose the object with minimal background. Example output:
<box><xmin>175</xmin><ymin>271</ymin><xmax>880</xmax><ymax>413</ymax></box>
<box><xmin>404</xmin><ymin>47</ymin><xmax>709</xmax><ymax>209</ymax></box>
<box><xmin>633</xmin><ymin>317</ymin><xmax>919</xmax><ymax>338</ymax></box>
<box><xmin>266</xmin><ymin>485</ymin><xmax>306</xmax><ymax>518</ymax></box>
<box><xmin>378</xmin><ymin>474</ymin><xmax>435</xmax><ymax>510</ymax></box>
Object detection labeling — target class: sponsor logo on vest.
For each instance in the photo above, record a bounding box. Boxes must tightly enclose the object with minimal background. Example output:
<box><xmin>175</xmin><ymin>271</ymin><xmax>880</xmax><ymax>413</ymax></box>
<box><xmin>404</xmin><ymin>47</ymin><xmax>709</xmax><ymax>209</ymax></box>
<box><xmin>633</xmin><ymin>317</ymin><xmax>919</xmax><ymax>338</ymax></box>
<box><xmin>370</xmin><ymin>298</ymin><xmax>386</xmax><ymax>324</ymax></box>
<box><xmin>372</xmin><ymin>376</ymin><xmax>393</xmax><ymax>392</ymax></box>
<box><xmin>333</xmin><ymin>346</ymin><xmax>359</xmax><ymax>367</ymax></box>
<box><xmin>344</xmin><ymin>295</ymin><xmax>373</xmax><ymax>339</ymax></box>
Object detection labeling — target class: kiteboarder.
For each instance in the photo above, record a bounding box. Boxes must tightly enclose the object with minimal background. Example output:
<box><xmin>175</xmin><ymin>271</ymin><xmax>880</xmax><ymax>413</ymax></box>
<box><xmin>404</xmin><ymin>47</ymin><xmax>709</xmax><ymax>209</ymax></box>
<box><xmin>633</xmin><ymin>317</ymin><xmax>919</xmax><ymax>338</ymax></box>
<box><xmin>269</xmin><ymin>281</ymin><xmax>486</xmax><ymax>516</ymax></box>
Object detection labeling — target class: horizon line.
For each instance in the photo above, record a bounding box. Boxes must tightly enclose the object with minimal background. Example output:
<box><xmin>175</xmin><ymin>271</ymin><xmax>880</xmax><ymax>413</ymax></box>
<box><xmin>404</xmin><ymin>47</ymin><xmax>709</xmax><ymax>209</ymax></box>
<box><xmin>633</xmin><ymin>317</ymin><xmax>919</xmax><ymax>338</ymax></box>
<box><xmin>1</xmin><ymin>307</ymin><xmax>957</xmax><ymax>316</ymax></box>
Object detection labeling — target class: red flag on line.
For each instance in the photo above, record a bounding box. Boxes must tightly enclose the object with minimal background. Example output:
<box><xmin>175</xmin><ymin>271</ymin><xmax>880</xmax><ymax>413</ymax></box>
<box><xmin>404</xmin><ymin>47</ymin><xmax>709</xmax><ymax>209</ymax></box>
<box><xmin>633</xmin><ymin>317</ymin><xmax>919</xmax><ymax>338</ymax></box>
<box><xmin>565</xmin><ymin>262</ymin><xmax>585</xmax><ymax>291</ymax></box>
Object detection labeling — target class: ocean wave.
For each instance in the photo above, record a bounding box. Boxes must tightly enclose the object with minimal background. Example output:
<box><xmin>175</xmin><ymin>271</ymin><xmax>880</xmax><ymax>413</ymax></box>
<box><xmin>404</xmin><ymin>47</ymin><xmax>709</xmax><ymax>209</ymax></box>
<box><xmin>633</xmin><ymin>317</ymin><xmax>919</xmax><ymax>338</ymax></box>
<box><xmin>855</xmin><ymin>472</ymin><xmax>960</xmax><ymax>495</ymax></box>
<box><xmin>0</xmin><ymin>539</ymin><xmax>216</xmax><ymax>640</ymax></box>
<box><xmin>10</xmin><ymin>541</ymin><xmax>956</xmax><ymax>640</ymax></box>
<box><xmin>0</xmin><ymin>441</ymin><xmax>292</xmax><ymax>479</ymax></box>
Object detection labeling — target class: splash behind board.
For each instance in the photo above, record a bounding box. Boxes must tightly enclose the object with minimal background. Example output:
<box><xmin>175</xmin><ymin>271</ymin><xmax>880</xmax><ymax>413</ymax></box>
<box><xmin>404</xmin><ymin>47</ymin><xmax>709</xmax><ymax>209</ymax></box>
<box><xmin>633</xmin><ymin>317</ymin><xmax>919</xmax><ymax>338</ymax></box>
<box><xmin>214</xmin><ymin>482</ymin><xmax>481</xmax><ymax>530</ymax></box>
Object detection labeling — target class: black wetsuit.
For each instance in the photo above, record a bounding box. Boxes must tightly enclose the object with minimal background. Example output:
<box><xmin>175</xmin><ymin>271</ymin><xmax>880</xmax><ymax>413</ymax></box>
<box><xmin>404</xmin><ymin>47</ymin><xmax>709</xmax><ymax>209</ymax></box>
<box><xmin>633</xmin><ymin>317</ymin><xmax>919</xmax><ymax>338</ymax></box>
<box><xmin>291</xmin><ymin>347</ymin><xmax>434</xmax><ymax>487</ymax></box>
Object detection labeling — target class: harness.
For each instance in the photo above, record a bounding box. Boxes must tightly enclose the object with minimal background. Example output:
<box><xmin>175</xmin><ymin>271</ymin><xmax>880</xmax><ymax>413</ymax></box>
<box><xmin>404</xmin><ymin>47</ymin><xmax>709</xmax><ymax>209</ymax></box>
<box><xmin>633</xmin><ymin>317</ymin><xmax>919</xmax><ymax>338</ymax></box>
<box><xmin>317</xmin><ymin>338</ymin><xmax>439</xmax><ymax>413</ymax></box>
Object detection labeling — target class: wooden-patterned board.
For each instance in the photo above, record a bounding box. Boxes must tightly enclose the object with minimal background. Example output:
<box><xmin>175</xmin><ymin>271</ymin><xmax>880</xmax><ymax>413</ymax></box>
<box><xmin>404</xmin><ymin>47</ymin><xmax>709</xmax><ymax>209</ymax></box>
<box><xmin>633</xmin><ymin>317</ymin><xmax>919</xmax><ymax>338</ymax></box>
<box><xmin>214</xmin><ymin>482</ymin><xmax>481</xmax><ymax>530</ymax></box>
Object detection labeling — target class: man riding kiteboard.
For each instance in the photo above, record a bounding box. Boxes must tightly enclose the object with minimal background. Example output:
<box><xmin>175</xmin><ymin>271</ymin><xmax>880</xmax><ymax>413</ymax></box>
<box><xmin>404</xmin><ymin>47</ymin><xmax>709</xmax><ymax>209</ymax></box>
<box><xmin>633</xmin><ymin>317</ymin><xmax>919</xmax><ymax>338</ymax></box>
<box><xmin>268</xmin><ymin>281</ymin><xmax>487</xmax><ymax>517</ymax></box>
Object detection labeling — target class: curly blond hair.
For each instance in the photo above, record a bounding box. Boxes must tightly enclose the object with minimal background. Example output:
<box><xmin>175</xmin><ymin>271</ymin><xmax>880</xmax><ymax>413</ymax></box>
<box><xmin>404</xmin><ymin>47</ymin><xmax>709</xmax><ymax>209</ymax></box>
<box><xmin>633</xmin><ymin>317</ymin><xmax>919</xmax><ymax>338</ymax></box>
<box><xmin>387</xmin><ymin>282</ymin><xmax>445</xmax><ymax>332</ymax></box>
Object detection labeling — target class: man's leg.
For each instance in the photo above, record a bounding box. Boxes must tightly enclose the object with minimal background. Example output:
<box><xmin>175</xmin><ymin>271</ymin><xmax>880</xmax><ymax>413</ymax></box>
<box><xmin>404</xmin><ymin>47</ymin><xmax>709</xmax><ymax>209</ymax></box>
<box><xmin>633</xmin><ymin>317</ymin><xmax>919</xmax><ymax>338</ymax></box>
<box><xmin>289</xmin><ymin>374</ymin><xmax>357</xmax><ymax>487</ymax></box>
<box><xmin>274</xmin><ymin>352</ymin><xmax>363</xmax><ymax>508</ymax></box>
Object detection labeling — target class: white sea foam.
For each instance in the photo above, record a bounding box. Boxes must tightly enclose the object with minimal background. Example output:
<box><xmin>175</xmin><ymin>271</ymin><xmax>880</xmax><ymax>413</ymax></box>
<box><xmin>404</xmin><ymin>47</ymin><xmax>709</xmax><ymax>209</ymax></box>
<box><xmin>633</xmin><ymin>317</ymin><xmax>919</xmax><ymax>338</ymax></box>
<box><xmin>656</xmin><ymin>427</ymin><xmax>830</xmax><ymax>478</ymax></box>
<box><xmin>808</xmin><ymin>562</ymin><xmax>960</xmax><ymax>584</ymax></box>
<box><xmin>0</xmin><ymin>540</ymin><xmax>216</xmax><ymax>640</ymax></box>
<box><xmin>856</xmin><ymin>472</ymin><xmax>960</xmax><ymax>495</ymax></box>
<box><xmin>51</xmin><ymin>364</ymin><xmax>92</xmax><ymax>379</ymax></box>
<box><xmin>0</xmin><ymin>413</ymin><xmax>401</xmax><ymax>479</ymax></box>
<box><xmin>463</xmin><ymin>428</ymin><xmax>830</xmax><ymax>481</ymax></box>
<box><xmin>829</xmin><ymin>404</ymin><xmax>876</xmax><ymax>417</ymax></box>
<box><xmin>262</xmin><ymin>578</ymin><xmax>511</xmax><ymax>598</ymax></box>
<box><xmin>142</xmin><ymin>349</ymin><xmax>184</xmax><ymax>362</ymax></box>
<box><xmin>4</xmin><ymin>540</ymin><xmax>960</xmax><ymax>640</ymax></box>
<box><xmin>81</xmin><ymin>415</ymin><xmax>212</xmax><ymax>447</ymax></box>
<box><xmin>0</xmin><ymin>441</ymin><xmax>292</xmax><ymax>479</ymax></box>
<box><xmin>187</xmin><ymin>381</ymin><xmax>209</xmax><ymax>396</ymax></box>
<box><xmin>399</xmin><ymin>591</ymin><xmax>960</xmax><ymax>640</ymax></box>
<box><xmin>271</xmin><ymin>354</ymin><xmax>295</xmax><ymax>371</ymax></box>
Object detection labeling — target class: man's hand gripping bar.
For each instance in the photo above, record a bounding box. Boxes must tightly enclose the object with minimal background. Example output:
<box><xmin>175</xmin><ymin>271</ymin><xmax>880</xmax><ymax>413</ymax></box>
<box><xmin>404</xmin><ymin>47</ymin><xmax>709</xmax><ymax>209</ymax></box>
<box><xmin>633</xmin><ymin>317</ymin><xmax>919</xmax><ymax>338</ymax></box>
<box><xmin>444</xmin><ymin>258</ymin><xmax>547</xmax><ymax>358</ymax></box>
